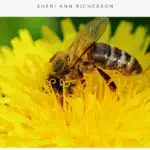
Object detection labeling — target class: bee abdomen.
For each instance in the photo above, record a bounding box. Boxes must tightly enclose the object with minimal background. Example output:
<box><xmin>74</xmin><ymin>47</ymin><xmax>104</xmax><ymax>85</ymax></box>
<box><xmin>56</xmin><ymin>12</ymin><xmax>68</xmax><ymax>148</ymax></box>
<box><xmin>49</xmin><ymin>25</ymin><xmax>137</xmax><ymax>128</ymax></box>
<box><xmin>88</xmin><ymin>43</ymin><xmax>111</xmax><ymax>67</ymax></box>
<box><xmin>89</xmin><ymin>43</ymin><xmax>142</xmax><ymax>75</ymax></box>
<box><xmin>108</xmin><ymin>46</ymin><xmax>142</xmax><ymax>75</ymax></box>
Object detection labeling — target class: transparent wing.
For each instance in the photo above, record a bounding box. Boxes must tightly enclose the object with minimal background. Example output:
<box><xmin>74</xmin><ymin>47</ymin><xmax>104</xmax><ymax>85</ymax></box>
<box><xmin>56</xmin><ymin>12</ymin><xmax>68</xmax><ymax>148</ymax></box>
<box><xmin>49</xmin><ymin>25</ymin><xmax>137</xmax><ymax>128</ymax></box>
<box><xmin>68</xmin><ymin>17</ymin><xmax>109</xmax><ymax>67</ymax></box>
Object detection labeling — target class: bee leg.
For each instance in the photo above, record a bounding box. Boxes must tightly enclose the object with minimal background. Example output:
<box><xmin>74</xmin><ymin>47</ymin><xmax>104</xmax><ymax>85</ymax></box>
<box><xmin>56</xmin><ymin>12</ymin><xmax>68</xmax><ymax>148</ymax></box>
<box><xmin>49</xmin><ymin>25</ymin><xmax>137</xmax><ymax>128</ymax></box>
<box><xmin>97</xmin><ymin>68</ymin><xmax>117</xmax><ymax>91</ymax></box>
<box><xmin>97</xmin><ymin>68</ymin><xmax>119</xmax><ymax>100</ymax></box>
<box><xmin>77</xmin><ymin>65</ymin><xmax>87</xmax><ymax>88</ymax></box>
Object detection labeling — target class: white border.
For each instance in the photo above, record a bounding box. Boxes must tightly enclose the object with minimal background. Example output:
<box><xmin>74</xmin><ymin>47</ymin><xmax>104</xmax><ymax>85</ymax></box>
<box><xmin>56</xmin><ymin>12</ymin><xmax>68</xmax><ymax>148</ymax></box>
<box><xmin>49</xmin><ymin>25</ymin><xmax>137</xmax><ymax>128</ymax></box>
<box><xmin>0</xmin><ymin>0</ymin><xmax>149</xmax><ymax>16</ymax></box>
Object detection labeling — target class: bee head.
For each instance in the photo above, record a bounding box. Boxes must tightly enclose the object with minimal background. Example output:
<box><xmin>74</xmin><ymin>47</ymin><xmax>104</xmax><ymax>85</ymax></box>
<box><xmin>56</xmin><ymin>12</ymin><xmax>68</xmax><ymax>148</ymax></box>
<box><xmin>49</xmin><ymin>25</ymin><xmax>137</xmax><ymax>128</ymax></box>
<box><xmin>50</xmin><ymin>52</ymin><xmax>70</xmax><ymax>77</ymax></box>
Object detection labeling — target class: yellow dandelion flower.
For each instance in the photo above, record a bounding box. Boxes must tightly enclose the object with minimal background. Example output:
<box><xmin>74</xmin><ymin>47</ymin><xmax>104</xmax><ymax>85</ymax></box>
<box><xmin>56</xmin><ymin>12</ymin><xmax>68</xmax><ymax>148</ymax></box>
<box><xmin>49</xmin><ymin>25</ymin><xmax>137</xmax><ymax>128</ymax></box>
<box><xmin>0</xmin><ymin>18</ymin><xmax>149</xmax><ymax>147</ymax></box>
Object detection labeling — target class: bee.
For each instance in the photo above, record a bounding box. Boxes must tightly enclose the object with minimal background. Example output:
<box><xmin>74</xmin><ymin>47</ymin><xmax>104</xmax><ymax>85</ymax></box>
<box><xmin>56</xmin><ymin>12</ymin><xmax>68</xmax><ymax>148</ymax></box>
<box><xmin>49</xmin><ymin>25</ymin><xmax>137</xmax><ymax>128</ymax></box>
<box><xmin>48</xmin><ymin>17</ymin><xmax>142</xmax><ymax>104</ymax></box>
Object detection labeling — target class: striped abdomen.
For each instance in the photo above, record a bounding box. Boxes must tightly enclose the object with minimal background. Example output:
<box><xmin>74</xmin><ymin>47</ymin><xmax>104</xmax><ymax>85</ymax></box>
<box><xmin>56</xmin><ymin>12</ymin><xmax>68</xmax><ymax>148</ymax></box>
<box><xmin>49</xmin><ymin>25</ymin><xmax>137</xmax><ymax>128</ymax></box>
<box><xmin>88</xmin><ymin>43</ymin><xmax>142</xmax><ymax>75</ymax></box>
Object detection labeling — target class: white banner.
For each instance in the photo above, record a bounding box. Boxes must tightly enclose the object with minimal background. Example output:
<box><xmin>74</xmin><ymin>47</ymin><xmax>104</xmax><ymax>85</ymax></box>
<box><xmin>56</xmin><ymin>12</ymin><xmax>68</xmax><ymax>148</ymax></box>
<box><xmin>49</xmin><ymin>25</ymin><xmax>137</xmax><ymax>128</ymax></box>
<box><xmin>0</xmin><ymin>0</ymin><xmax>149</xmax><ymax>16</ymax></box>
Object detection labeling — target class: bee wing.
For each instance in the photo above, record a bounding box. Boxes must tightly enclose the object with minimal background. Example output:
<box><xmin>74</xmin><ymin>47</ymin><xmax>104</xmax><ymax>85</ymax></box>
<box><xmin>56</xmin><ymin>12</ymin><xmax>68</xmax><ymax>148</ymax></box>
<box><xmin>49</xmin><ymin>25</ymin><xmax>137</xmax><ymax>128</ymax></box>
<box><xmin>68</xmin><ymin>17</ymin><xmax>109</xmax><ymax>67</ymax></box>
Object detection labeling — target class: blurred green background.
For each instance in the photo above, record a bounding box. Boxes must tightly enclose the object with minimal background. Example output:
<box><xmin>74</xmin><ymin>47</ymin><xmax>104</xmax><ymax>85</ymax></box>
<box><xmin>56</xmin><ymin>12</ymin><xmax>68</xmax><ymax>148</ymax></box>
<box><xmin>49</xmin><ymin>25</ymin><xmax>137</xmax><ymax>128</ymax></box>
<box><xmin>0</xmin><ymin>17</ymin><xmax>149</xmax><ymax>51</ymax></box>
